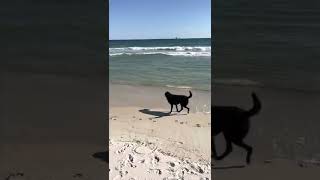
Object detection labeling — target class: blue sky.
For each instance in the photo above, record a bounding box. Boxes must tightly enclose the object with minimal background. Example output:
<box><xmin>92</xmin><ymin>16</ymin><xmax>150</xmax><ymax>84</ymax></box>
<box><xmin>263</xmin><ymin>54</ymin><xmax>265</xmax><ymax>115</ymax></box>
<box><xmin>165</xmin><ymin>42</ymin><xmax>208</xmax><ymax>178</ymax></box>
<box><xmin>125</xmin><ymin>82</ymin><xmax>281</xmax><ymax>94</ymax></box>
<box><xmin>109</xmin><ymin>0</ymin><xmax>211</xmax><ymax>40</ymax></box>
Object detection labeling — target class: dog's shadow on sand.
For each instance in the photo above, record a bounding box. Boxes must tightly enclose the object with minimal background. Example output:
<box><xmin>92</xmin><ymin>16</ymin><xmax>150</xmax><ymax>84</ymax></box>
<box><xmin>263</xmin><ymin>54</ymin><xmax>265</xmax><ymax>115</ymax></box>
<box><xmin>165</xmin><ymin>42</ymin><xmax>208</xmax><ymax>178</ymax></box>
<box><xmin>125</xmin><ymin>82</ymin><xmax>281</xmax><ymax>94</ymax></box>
<box><xmin>139</xmin><ymin>108</ymin><xmax>187</xmax><ymax>119</ymax></box>
<box><xmin>92</xmin><ymin>151</ymin><xmax>108</xmax><ymax>163</ymax></box>
<box><xmin>139</xmin><ymin>109</ymin><xmax>171</xmax><ymax>119</ymax></box>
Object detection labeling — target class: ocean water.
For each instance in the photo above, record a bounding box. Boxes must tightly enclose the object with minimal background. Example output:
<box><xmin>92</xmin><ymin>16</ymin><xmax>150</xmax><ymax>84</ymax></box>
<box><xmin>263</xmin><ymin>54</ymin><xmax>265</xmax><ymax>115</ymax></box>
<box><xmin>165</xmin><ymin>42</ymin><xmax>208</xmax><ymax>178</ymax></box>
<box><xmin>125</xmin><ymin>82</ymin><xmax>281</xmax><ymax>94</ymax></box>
<box><xmin>109</xmin><ymin>38</ymin><xmax>211</xmax><ymax>91</ymax></box>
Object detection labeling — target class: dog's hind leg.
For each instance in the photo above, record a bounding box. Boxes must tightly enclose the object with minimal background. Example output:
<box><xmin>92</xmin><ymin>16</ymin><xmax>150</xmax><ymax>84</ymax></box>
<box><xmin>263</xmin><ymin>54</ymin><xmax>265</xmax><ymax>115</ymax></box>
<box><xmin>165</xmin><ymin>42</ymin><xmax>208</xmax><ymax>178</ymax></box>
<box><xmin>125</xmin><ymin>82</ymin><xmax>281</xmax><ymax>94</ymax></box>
<box><xmin>175</xmin><ymin>105</ymin><xmax>179</xmax><ymax>112</ymax></box>
<box><xmin>233</xmin><ymin>140</ymin><xmax>253</xmax><ymax>164</ymax></box>
<box><xmin>185</xmin><ymin>106</ymin><xmax>190</xmax><ymax>113</ymax></box>
<box><xmin>216</xmin><ymin>135</ymin><xmax>233</xmax><ymax>160</ymax></box>
<box><xmin>178</xmin><ymin>106</ymin><xmax>183</xmax><ymax>112</ymax></box>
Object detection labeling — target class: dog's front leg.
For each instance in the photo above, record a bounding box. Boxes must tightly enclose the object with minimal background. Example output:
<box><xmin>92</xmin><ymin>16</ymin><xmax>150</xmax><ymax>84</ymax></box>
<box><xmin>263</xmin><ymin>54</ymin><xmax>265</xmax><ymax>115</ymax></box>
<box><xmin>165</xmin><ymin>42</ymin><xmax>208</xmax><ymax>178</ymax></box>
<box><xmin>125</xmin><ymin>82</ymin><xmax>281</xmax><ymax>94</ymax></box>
<box><xmin>216</xmin><ymin>135</ymin><xmax>233</xmax><ymax>160</ymax></box>
<box><xmin>212</xmin><ymin>137</ymin><xmax>219</xmax><ymax>160</ymax></box>
<box><xmin>169</xmin><ymin>104</ymin><xmax>173</xmax><ymax>113</ymax></box>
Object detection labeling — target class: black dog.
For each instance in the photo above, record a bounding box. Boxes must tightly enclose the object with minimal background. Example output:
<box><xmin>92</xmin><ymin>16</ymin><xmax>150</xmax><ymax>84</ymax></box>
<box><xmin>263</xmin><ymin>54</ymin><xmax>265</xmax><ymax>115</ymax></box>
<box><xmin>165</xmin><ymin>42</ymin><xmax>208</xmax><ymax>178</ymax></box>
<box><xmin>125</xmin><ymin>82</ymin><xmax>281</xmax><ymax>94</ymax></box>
<box><xmin>165</xmin><ymin>91</ymin><xmax>192</xmax><ymax>113</ymax></box>
<box><xmin>212</xmin><ymin>92</ymin><xmax>261</xmax><ymax>164</ymax></box>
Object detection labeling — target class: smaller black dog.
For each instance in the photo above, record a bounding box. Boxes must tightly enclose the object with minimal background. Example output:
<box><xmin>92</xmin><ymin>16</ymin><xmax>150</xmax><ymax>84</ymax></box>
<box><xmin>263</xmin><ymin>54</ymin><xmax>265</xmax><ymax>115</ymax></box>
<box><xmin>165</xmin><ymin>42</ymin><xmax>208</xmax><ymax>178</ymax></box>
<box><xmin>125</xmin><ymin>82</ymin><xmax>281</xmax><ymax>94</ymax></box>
<box><xmin>165</xmin><ymin>91</ymin><xmax>192</xmax><ymax>113</ymax></box>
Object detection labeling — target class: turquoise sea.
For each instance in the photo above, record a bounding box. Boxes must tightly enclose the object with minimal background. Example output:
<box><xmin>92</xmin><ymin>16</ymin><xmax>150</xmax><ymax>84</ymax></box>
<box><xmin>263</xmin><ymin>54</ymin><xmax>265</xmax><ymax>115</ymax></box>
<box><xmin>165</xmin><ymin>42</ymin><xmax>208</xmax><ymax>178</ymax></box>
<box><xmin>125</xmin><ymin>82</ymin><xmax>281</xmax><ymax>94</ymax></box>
<box><xmin>109</xmin><ymin>38</ymin><xmax>211</xmax><ymax>91</ymax></box>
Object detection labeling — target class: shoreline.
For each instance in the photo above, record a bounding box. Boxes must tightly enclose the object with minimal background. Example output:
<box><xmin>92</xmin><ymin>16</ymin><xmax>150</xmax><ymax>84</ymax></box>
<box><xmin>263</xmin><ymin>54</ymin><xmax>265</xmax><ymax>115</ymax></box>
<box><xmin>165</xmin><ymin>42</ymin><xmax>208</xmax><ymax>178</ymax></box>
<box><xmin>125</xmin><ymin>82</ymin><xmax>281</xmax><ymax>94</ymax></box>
<box><xmin>110</xmin><ymin>81</ymin><xmax>211</xmax><ymax>92</ymax></box>
<box><xmin>109</xmin><ymin>83</ymin><xmax>211</xmax><ymax>113</ymax></box>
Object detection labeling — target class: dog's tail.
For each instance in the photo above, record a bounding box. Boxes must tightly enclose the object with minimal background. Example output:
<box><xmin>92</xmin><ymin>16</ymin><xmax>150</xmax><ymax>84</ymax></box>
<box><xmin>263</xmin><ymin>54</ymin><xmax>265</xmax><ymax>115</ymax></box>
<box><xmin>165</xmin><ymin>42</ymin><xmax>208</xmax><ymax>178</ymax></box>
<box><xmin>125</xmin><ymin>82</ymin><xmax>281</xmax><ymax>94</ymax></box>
<box><xmin>246</xmin><ymin>92</ymin><xmax>261</xmax><ymax>117</ymax></box>
<box><xmin>188</xmin><ymin>91</ymin><xmax>192</xmax><ymax>98</ymax></box>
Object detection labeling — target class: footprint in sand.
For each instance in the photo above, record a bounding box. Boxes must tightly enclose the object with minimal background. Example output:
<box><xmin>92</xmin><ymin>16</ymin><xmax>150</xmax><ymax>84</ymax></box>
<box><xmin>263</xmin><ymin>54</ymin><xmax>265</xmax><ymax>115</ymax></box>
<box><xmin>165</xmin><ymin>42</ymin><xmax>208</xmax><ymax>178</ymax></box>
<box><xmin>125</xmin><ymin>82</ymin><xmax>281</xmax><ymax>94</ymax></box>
<box><xmin>116</xmin><ymin>143</ymin><xmax>131</xmax><ymax>154</ymax></box>
<box><xmin>148</xmin><ymin>169</ymin><xmax>162</xmax><ymax>175</ymax></box>
<box><xmin>155</xmin><ymin>156</ymin><xmax>160</xmax><ymax>162</ymax></box>
<box><xmin>189</xmin><ymin>163</ymin><xmax>205</xmax><ymax>174</ymax></box>
<box><xmin>72</xmin><ymin>173</ymin><xmax>83</xmax><ymax>178</ymax></box>
<box><xmin>119</xmin><ymin>170</ymin><xmax>128</xmax><ymax>177</ymax></box>
<box><xmin>128</xmin><ymin>154</ymin><xmax>134</xmax><ymax>163</ymax></box>
<box><xmin>128</xmin><ymin>162</ymin><xmax>137</xmax><ymax>168</ymax></box>
<box><xmin>168</xmin><ymin>162</ymin><xmax>175</xmax><ymax>167</ymax></box>
<box><xmin>200</xmin><ymin>178</ymin><xmax>210</xmax><ymax>180</ymax></box>
<box><xmin>5</xmin><ymin>173</ymin><xmax>25</xmax><ymax>180</ymax></box>
<box><xmin>133</xmin><ymin>144</ymin><xmax>156</xmax><ymax>155</ymax></box>
<box><xmin>151</xmin><ymin>155</ymin><xmax>160</xmax><ymax>165</ymax></box>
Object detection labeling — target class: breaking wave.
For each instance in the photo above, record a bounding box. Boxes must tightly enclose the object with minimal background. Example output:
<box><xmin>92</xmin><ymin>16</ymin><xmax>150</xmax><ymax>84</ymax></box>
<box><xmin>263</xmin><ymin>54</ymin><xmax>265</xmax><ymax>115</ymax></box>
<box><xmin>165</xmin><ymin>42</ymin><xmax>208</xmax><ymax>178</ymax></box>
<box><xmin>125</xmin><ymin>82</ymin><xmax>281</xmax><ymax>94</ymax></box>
<box><xmin>109</xmin><ymin>46</ymin><xmax>211</xmax><ymax>57</ymax></box>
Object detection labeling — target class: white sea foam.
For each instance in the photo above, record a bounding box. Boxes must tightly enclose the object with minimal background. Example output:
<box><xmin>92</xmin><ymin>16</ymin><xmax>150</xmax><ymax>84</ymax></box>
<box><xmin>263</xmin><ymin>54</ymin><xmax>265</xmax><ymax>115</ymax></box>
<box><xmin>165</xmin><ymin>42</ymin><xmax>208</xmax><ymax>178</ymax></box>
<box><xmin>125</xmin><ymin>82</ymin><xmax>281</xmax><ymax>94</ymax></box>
<box><xmin>111</xmin><ymin>46</ymin><xmax>211</xmax><ymax>51</ymax></box>
<box><xmin>165</xmin><ymin>85</ymin><xmax>193</xmax><ymax>89</ymax></box>
<box><xmin>109</xmin><ymin>46</ymin><xmax>211</xmax><ymax>57</ymax></box>
<box><xmin>109</xmin><ymin>52</ymin><xmax>211</xmax><ymax>57</ymax></box>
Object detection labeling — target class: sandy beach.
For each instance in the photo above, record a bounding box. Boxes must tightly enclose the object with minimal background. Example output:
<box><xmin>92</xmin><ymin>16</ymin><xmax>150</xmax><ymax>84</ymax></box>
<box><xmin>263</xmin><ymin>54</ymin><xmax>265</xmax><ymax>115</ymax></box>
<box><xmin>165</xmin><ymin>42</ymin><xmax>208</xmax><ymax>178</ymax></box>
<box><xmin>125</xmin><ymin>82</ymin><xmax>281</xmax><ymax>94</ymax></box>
<box><xmin>109</xmin><ymin>84</ymin><xmax>211</xmax><ymax>179</ymax></box>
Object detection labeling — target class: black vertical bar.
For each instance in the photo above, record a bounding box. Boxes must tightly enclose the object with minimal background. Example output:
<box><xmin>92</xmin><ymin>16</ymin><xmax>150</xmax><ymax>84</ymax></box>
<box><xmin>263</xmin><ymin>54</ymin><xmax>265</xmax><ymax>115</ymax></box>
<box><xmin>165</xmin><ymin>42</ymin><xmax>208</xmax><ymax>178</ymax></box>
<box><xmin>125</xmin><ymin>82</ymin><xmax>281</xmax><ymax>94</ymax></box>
<box><xmin>0</xmin><ymin>0</ymin><xmax>108</xmax><ymax>179</ymax></box>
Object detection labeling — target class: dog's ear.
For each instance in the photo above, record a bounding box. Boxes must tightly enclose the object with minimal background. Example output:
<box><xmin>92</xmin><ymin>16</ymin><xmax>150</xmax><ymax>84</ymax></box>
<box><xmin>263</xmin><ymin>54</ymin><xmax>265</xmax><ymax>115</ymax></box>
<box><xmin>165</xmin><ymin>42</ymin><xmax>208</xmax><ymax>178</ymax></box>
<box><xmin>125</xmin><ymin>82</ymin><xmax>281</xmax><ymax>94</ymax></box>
<box><xmin>165</xmin><ymin>91</ymin><xmax>170</xmax><ymax>96</ymax></box>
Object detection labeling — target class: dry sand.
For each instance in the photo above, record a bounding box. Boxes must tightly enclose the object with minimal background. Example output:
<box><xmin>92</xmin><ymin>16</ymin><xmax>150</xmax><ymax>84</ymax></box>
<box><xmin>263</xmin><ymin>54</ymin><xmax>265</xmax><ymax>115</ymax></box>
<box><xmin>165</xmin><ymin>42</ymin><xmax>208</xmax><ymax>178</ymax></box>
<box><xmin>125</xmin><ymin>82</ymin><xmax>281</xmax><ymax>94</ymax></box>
<box><xmin>109</xmin><ymin>85</ymin><xmax>211</xmax><ymax>179</ymax></box>
<box><xmin>109</xmin><ymin>107</ymin><xmax>211</xmax><ymax>180</ymax></box>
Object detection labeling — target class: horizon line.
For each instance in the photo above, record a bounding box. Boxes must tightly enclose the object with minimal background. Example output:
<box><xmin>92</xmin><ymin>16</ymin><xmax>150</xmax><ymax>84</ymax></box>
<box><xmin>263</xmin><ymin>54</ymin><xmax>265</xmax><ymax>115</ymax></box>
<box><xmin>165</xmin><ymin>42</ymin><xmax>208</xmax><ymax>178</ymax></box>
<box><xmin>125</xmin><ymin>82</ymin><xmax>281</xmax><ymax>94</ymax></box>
<box><xmin>109</xmin><ymin>37</ymin><xmax>211</xmax><ymax>41</ymax></box>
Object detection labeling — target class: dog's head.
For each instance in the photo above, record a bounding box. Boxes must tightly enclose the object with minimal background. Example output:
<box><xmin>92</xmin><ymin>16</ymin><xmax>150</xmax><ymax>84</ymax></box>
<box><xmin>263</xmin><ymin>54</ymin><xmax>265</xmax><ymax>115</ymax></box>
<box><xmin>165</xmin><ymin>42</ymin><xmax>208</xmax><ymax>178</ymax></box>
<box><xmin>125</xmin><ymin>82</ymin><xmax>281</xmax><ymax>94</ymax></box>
<box><xmin>164</xmin><ymin>91</ymin><xmax>171</xmax><ymax>98</ymax></box>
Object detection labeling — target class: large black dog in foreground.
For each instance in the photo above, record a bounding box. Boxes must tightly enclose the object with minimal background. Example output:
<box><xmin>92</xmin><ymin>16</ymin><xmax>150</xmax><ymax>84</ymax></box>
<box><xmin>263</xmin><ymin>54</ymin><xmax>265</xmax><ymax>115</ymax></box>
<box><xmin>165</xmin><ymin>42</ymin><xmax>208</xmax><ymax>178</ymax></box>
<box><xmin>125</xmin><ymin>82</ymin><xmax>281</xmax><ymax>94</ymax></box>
<box><xmin>212</xmin><ymin>92</ymin><xmax>261</xmax><ymax>164</ymax></box>
<box><xmin>165</xmin><ymin>91</ymin><xmax>192</xmax><ymax>113</ymax></box>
